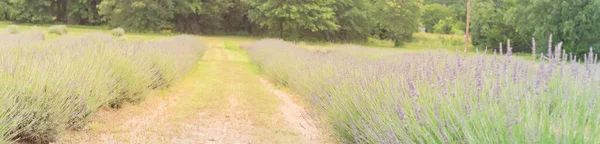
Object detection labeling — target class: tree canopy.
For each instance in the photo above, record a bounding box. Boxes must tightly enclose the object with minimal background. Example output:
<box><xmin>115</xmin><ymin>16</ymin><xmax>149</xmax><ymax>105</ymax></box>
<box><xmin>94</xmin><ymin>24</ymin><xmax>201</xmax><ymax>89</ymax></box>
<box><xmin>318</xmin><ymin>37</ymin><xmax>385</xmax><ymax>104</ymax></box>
<box><xmin>0</xmin><ymin>0</ymin><xmax>597</xmax><ymax>53</ymax></box>
<box><xmin>0</xmin><ymin>0</ymin><xmax>424</xmax><ymax>45</ymax></box>
<box><xmin>466</xmin><ymin>0</ymin><xmax>600</xmax><ymax>56</ymax></box>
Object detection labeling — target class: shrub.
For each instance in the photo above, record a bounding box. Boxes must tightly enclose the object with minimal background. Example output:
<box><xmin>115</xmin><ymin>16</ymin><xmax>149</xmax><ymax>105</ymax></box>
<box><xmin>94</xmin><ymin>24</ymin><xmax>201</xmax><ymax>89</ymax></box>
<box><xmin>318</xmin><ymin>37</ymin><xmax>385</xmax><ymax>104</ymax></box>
<box><xmin>246</xmin><ymin>39</ymin><xmax>600</xmax><ymax>143</ymax></box>
<box><xmin>48</xmin><ymin>25</ymin><xmax>68</xmax><ymax>35</ymax></box>
<box><xmin>0</xmin><ymin>33</ymin><xmax>207</xmax><ymax>143</ymax></box>
<box><xmin>5</xmin><ymin>25</ymin><xmax>19</xmax><ymax>34</ymax></box>
<box><xmin>433</xmin><ymin>17</ymin><xmax>464</xmax><ymax>35</ymax></box>
<box><xmin>111</xmin><ymin>27</ymin><xmax>125</xmax><ymax>37</ymax></box>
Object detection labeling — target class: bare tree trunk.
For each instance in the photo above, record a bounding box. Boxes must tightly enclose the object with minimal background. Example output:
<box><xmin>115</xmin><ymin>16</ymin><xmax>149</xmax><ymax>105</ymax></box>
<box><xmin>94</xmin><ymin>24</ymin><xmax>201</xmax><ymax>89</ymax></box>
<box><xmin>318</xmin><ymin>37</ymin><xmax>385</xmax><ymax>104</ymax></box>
<box><xmin>66</xmin><ymin>0</ymin><xmax>71</xmax><ymax>24</ymax></box>
<box><xmin>465</xmin><ymin>0</ymin><xmax>471</xmax><ymax>53</ymax></box>
<box><xmin>532</xmin><ymin>37</ymin><xmax>536</xmax><ymax>58</ymax></box>
<box><xmin>279</xmin><ymin>21</ymin><xmax>284</xmax><ymax>38</ymax></box>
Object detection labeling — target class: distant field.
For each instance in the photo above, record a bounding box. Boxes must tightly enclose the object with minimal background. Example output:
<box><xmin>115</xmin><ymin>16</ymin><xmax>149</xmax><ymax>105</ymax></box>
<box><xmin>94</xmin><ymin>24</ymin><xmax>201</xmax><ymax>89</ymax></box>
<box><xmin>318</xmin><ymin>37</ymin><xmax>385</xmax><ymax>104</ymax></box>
<box><xmin>0</xmin><ymin>22</ymin><xmax>172</xmax><ymax>41</ymax></box>
<box><xmin>0</xmin><ymin>21</ymin><xmax>470</xmax><ymax>52</ymax></box>
<box><xmin>1</xmin><ymin>21</ymin><xmax>538</xmax><ymax>62</ymax></box>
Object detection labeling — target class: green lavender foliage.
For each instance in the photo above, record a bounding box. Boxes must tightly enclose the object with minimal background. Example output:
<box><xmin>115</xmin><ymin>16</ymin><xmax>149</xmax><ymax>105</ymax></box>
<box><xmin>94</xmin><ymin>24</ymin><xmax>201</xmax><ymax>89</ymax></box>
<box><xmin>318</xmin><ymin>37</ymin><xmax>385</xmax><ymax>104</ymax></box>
<box><xmin>48</xmin><ymin>25</ymin><xmax>68</xmax><ymax>35</ymax></box>
<box><xmin>5</xmin><ymin>25</ymin><xmax>19</xmax><ymax>34</ymax></box>
<box><xmin>247</xmin><ymin>39</ymin><xmax>600</xmax><ymax>143</ymax></box>
<box><xmin>111</xmin><ymin>27</ymin><xmax>125</xmax><ymax>37</ymax></box>
<box><xmin>0</xmin><ymin>33</ymin><xmax>207</xmax><ymax>143</ymax></box>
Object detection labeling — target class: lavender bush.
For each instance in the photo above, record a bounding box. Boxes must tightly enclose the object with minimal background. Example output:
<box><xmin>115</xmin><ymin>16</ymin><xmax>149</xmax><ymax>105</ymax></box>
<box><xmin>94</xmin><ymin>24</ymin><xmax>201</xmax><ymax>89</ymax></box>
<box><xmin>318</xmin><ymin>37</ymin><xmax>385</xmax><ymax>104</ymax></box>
<box><xmin>111</xmin><ymin>27</ymin><xmax>126</xmax><ymax>37</ymax></box>
<box><xmin>4</xmin><ymin>25</ymin><xmax>19</xmax><ymax>34</ymax></box>
<box><xmin>246</xmin><ymin>39</ymin><xmax>600</xmax><ymax>143</ymax></box>
<box><xmin>48</xmin><ymin>25</ymin><xmax>68</xmax><ymax>35</ymax></box>
<box><xmin>0</xmin><ymin>33</ymin><xmax>206</xmax><ymax>143</ymax></box>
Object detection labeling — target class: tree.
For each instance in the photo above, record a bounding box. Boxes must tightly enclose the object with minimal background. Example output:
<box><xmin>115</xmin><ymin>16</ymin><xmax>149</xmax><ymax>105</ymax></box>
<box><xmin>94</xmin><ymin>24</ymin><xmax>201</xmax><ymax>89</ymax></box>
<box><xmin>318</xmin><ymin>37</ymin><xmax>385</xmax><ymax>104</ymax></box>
<box><xmin>433</xmin><ymin>17</ymin><xmax>463</xmax><ymax>34</ymax></box>
<box><xmin>373</xmin><ymin>0</ymin><xmax>422</xmax><ymax>46</ymax></box>
<box><xmin>306</xmin><ymin>0</ymin><xmax>376</xmax><ymax>42</ymax></box>
<box><xmin>421</xmin><ymin>4</ymin><xmax>454</xmax><ymax>33</ymax></box>
<box><xmin>1</xmin><ymin>0</ymin><xmax>54</xmax><ymax>23</ymax></box>
<box><xmin>470</xmin><ymin>0</ymin><xmax>528</xmax><ymax>52</ymax></box>
<box><xmin>99</xmin><ymin>0</ymin><xmax>176</xmax><ymax>31</ymax></box>
<box><xmin>220</xmin><ymin>0</ymin><xmax>257</xmax><ymax>35</ymax></box>
<box><xmin>506</xmin><ymin>0</ymin><xmax>600</xmax><ymax>56</ymax></box>
<box><xmin>170</xmin><ymin>0</ymin><xmax>206</xmax><ymax>34</ymax></box>
<box><xmin>67</xmin><ymin>0</ymin><xmax>104</xmax><ymax>25</ymax></box>
<box><xmin>245</xmin><ymin>0</ymin><xmax>339</xmax><ymax>38</ymax></box>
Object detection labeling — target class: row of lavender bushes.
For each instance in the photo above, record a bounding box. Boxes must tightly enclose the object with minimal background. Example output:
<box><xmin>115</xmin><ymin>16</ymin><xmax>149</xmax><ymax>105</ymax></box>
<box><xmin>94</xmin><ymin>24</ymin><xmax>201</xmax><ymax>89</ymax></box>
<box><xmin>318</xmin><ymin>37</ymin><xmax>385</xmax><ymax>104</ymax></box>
<box><xmin>245</xmin><ymin>39</ymin><xmax>600</xmax><ymax>143</ymax></box>
<box><xmin>0</xmin><ymin>32</ymin><xmax>207</xmax><ymax>143</ymax></box>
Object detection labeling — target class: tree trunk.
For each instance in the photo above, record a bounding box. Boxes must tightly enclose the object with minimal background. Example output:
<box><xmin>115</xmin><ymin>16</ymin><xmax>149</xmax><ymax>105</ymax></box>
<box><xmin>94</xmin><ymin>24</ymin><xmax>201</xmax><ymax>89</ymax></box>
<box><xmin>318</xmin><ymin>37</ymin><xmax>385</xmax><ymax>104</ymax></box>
<box><xmin>66</xmin><ymin>0</ymin><xmax>71</xmax><ymax>24</ymax></box>
<box><xmin>394</xmin><ymin>38</ymin><xmax>402</xmax><ymax>47</ymax></box>
<box><xmin>54</xmin><ymin>0</ymin><xmax>70</xmax><ymax>23</ymax></box>
<box><xmin>465</xmin><ymin>0</ymin><xmax>471</xmax><ymax>53</ymax></box>
<box><xmin>279</xmin><ymin>21</ymin><xmax>284</xmax><ymax>38</ymax></box>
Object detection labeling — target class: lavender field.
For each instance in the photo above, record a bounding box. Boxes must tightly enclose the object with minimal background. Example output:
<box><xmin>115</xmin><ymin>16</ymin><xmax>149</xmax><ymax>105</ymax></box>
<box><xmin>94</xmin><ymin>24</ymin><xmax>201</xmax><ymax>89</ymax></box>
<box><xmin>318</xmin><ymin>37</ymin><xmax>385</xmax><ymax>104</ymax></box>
<box><xmin>246</xmin><ymin>39</ymin><xmax>600</xmax><ymax>143</ymax></box>
<box><xmin>0</xmin><ymin>32</ymin><xmax>206</xmax><ymax>143</ymax></box>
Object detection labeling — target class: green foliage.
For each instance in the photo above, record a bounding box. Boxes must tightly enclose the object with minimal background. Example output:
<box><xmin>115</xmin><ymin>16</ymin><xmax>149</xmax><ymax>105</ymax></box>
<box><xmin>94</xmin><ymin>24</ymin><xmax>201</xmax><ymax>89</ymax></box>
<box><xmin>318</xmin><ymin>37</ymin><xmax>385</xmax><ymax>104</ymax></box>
<box><xmin>433</xmin><ymin>17</ymin><xmax>464</xmax><ymax>35</ymax></box>
<box><xmin>1</xmin><ymin>0</ymin><xmax>54</xmax><ymax>23</ymax></box>
<box><xmin>99</xmin><ymin>0</ymin><xmax>175</xmax><ymax>31</ymax></box>
<box><xmin>422</xmin><ymin>4</ymin><xmax>454</xmax><ymax>33</ymax></box>
<box><xmin>0</xmin><ymin>33</ymin><xmax>207</xmax><ymax>142</ymax></box>
<box><xmin>374</xmin><ymin>0</ymin><xmax>422</xmax><ymax>46</ymax></box>
<box><xmin>0</xmin><ymin>0</ymin><xmax>102</xmax><ymax>24</ymax></box>
<box><xmin>48</xmin><ymin>25</ymin><xmax>68</xmax><ymax>35</ymax></box>
<box><xmin>303</xmin><ymin>0</ymin><xmax>377</xmax><ymax>42</ymax></box>
<box><xmin>111</xmin><ymin>27</ymin><xmax>125</xmax><ymax>37</ymax></box>
<box><xmin>67</xmin><ymin>0</ymin><xmax>104</xmax><ymax>25</ymax></box>
<box><xmin>246</xmin><ymin>0</ymin><xmax>339</xmax><ymax>38</ymax></box>
<box><xmin>0</xmin><ymin>0</ymin><xmax>424</xmax><ymax>44</ymax></box>
<box><xmin>470</xmin><ymin>0</ymin><xmax>527</xmax><ymax>52</ymax></box>
<box><xmin>0</xmin><ymin>0</ymin><xmax>596</xmax><ymax>55</ymax></box>
<box><xmin>469</xmin><ymin>0</ymin><xmax>600</xmax><ymax>55</ymax></box>
<box><xmin>247</xmin><ymin>39</ymin><xmax>600</xmax><ymax>143</ymax></box>
<box><xmin>413</xmin><ymin>32</ymin><xmax>465</xmax><ymax>48</ymax></box>
<box><xmin>172</xmin><ymin>0</ymin><xmax>252</xmax><ymax>35</ymax></box>
<box><xmin>506</xmin><ymin>0</ymin><xmax>600</xmax><ymax>56</ymax></box>
<box><xmin>5</xmin><ymin>25</ymin><xmax>19</xmax><ymax>34</ymax></box>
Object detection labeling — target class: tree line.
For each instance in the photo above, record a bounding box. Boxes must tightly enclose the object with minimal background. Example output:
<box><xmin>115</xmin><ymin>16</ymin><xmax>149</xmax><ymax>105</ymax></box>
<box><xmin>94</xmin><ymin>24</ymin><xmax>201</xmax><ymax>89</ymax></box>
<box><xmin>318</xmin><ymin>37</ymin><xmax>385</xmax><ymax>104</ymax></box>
<box><xmin>1</xmin><ymin>0</ymin><xmax>599</xmax><ymax>55</ymax></box>
<box><xmin>0</xmin><ymin>0</ymin><xmax>421</xmax><ymax>46</ymax></box>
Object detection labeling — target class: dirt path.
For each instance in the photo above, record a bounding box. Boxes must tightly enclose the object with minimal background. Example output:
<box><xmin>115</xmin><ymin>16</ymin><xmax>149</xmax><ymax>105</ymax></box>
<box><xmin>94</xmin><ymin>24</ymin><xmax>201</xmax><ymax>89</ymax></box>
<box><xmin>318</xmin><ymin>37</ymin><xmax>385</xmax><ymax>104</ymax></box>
<box><xmin>58</xmin><ymin>38</ymin><xmax>327</xmax><ymax>144</ymax></box>
<box><xmin>259</xmin><ymin>78</ymin><xmax>324</xmax><ymax>143</ymax></box>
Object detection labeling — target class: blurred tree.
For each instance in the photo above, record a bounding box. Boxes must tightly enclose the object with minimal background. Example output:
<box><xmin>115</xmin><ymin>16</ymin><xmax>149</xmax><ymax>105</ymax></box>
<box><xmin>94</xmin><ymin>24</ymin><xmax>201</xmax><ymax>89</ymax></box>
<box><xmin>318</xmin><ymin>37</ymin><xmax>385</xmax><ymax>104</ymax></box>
<box><xmin>422</xmin><ymin>4</ymin><xmax>454</xmax><ymax>33</ymax></box>
<box><xmin>373</xmin><ymin>0</ymin><xmax>422</xmax><ymax>46</ymax></box>
<box><xmin>306</xmin><ymin>0</ymin><xmax>376</xmax><ymax>42</ymax></box>
<box><xmin>506</xmin><ymin>0</ymin><xmax>600</xmax><ymax>56</ymax></box>
<box><xmin>67</xmin><ymin>0</ymin><xmax>104</xmax><ymax>25</ymax></box>
<box><xmin>433</xmin><ymin>17</ymin><xmax>464</xmax><ymax>35</ymax></box>
<box><xmin>98</xmin><ymin>0</ymin><xmax>175</xmax><ymax>31</ymax></box>
<box><xmin>245</xmin><ymin>0</ymin><xmax>339</xmax><ymax>38</ymax></box>
<box><xmin>470</xmin><ymin>0</ymin><xmax>529</xmax><ymax>52</ymax></box>
<box><xmin>170</xmin><ymin>0</ymin><xmax>206</xmax><ymax>34</ymax></box>
<box><xmin>0</xmin><ymin>0</ymin><xmax>54</xmax><ymax>23</ymax></box>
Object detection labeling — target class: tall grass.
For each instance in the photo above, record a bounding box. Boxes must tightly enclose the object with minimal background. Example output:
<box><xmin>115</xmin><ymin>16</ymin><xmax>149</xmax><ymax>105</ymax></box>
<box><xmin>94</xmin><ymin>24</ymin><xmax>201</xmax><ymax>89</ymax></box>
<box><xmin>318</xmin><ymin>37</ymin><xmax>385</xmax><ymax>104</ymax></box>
<box><xmin>246</xmin><ymin>39</ymin><xmax>600</xmax><ymax>143</ymax></box>
<box><xmin>0</xmin><ymin>33</ymin><xmax>206</xmax><ymax>143</ymax></box>
<box><xmin>412</xmin><ymin>33</ymin><xmax>466</xmax><ymax>49</ymax></box>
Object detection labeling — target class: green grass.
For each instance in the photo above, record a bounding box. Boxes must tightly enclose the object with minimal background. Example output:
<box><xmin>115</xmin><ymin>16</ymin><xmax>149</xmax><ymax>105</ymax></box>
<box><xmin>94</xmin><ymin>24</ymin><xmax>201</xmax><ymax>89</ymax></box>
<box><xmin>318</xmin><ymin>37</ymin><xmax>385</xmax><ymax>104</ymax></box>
<box><xmin>172</xmin><ymin>42</ymin><xmax>300</xmax><ymax>143</ymax></box>
<box><xmin>59</xmin><ymin>39</ymin><xmax>308</xmax><ymax>143</ymax></box>
<box><xmin>1</xmin><ymin>21</ymin><xmax>523</xmax><ymax>58</ymax></box>
<box><xmin>0</xmin><ymin>22</ymin><xmax>172</xmax><ymax>41</ymax></box>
